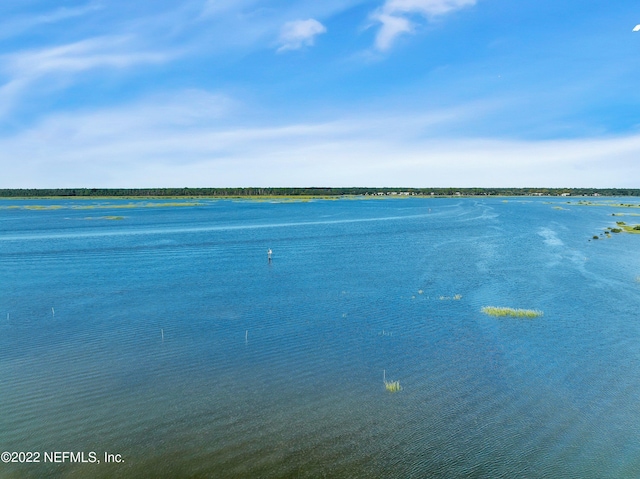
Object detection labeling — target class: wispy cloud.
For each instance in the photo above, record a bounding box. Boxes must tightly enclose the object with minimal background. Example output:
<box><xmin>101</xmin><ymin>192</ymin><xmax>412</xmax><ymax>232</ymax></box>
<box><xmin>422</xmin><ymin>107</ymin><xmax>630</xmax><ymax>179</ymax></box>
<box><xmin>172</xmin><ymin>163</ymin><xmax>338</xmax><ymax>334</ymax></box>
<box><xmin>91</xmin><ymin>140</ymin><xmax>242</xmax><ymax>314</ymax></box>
<box><xmin>370</xmin><ymin>0</ymin><xmax>477</xmax><ymax>50</ymax></box>
<box><xmin>200</xmin><ymin>0</ymin><xmax>259</xmax><ymax>18</ymax></box>
<box><xmin>5</xmin><ymin>36</ymin><xmax>169</xmax><ymax>77</ymax></box>
<box><xmin>0</xmin><ymin>36</ymin><xmax>176</xmax><ymax>119</ymax></box>
<box><xmin>0</xmin><ymin>2</ymin><xmax>103</xmax><ymax>39</ymax></box>
<box><xmin>277</xmin><ymin>19</ymin><xmax>327</xmax><ymax>52</ymax></box>
<box><xmin>1</xmin><ymin>93</ymin><xmax>638</xmax><ymax>188</ymax></box>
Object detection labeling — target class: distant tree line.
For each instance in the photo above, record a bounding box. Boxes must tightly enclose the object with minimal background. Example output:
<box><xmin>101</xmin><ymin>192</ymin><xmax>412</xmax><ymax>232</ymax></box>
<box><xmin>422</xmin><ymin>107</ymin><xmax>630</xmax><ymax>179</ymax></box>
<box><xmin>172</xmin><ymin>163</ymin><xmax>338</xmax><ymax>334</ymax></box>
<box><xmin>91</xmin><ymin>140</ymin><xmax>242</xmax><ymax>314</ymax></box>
<box><xmin>1</xmin><ymin>187</ymin><xmax>639</xmax><ymax>198</ymax></box>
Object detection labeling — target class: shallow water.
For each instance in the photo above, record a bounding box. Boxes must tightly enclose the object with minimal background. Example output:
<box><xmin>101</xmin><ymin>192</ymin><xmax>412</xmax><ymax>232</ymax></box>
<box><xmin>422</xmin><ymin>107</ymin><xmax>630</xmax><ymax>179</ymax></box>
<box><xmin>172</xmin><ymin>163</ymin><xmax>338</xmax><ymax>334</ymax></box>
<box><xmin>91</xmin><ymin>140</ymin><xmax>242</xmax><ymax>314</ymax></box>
<box><xmin>1</xmin><ymin>197</ymin><xmax>640</xmax><ymax>478</ymax></box>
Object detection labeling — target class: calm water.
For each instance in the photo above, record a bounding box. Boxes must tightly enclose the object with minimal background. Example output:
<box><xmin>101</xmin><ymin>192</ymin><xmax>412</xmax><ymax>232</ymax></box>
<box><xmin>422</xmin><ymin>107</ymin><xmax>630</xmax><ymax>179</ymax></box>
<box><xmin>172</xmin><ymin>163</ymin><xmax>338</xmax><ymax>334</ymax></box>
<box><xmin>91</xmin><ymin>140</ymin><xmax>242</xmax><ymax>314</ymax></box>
<box><xmin>1</xmin><ymin>197</ymin><xmax>640</xmax><ymax>478</ymax></box>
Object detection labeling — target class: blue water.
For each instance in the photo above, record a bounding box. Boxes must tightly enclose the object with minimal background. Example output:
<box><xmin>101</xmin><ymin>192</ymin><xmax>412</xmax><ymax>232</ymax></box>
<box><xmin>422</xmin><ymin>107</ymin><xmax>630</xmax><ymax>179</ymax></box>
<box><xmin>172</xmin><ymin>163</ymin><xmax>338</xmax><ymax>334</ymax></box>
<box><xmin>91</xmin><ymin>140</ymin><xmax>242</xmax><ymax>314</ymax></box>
<box><xmin>1</xmin><ymin>197</ymin><xmax>640</xmax><ymax>478</ymax></box>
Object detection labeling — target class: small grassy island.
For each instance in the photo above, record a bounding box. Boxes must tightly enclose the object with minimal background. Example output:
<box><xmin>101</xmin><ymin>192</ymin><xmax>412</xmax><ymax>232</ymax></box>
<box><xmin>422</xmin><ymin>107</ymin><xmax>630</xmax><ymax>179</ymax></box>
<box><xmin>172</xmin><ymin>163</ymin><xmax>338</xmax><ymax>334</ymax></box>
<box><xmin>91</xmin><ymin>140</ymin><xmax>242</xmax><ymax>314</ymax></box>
<box><xmin>618</xmin><ymin>224</ymin><xmax>640</xmax><ymax>234</ymax></box>
<box><xmin>481</xmin><ymin>306</ymin><xmax>543</xmax><ymax>318</ymax></box>
<box><xmin>385</xmin><ymin>380</ymin><xmax>402</xmax><ymax>393</ymax></box>
<box><xmin>383</xmin><ymin>370</ymin><xmax>401</xmax><ymax>393</ymax></box>
<box><xmin>568</xmin><ymin>202</ymin><xmax>640</xmax><ymax>239</ymax></box>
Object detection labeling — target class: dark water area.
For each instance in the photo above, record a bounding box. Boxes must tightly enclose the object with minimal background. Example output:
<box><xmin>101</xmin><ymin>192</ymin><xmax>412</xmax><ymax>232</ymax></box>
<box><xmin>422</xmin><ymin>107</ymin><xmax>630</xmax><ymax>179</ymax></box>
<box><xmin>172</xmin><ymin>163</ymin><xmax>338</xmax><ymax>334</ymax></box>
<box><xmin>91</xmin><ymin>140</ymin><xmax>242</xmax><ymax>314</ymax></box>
<box><xmin>1</xmin><ymin>197</ymin><xmax>640</xmax><ymax>478</ymax></box>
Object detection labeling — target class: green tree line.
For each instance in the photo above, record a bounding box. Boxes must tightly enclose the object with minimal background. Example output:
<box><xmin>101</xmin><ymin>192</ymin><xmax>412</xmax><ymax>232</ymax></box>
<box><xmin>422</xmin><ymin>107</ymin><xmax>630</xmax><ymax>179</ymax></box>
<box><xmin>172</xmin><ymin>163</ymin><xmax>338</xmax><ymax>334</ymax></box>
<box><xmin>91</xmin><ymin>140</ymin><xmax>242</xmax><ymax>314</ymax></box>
<box><xmin>1</xmin><ymin>187</ymin><xmax>639</xmax><ymax>198</ymax></box>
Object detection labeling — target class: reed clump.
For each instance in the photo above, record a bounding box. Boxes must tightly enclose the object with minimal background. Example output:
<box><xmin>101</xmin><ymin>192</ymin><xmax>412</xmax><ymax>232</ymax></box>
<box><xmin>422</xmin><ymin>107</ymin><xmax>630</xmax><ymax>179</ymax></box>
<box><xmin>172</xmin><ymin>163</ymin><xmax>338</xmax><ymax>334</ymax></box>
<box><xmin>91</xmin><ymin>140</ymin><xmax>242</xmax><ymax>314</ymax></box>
<box><xmin>383</xmin><ymin>370</ymin><xmax>401</xmax><ymax>393</ymax></box>
<box><xmin>385</xmin><ymin>380</ymin><xmax>401</xmax><ymax>392</ymax></box>
<box><xmin>439</xmin><ymin>294</ymin><xmax>462</xmax><ymax>301</ymax></box>
<box><xmin>481</xmin><ymin>306</ymin><xmax>543</xmax><ymax>318</ymax></box>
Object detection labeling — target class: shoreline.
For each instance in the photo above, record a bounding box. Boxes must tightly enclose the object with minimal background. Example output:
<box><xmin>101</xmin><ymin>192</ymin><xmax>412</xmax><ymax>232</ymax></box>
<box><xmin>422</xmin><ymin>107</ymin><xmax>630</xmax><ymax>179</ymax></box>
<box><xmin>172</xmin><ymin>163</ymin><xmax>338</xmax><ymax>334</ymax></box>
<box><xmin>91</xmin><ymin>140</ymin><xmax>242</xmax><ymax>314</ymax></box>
<box><xmin>1</xmin><ymin>187</ymin><xmax>640</xmax><ymax>199</ymax></box>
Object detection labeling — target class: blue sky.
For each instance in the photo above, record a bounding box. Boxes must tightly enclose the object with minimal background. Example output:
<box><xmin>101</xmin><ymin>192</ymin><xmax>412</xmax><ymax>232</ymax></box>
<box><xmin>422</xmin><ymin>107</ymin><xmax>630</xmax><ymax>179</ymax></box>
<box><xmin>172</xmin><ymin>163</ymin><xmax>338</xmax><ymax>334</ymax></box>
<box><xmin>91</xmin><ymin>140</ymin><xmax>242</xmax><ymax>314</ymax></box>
<box><xmin>1</xmin><ymin>0</ymin><xmax>640</xmax><ymax>188</ymax></box>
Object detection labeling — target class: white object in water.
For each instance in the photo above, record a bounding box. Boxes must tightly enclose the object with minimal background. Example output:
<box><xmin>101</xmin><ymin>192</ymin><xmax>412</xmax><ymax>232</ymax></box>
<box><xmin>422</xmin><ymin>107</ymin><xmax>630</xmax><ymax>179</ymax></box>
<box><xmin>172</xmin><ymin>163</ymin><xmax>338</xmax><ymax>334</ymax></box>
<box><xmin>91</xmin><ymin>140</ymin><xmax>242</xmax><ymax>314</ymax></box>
<box><xmin>634</xmin><ymin>25</ymin><xmax>640</xmax><ymax>32</ymax></box>
<box><xmin>267</xmin><ymin>248</ymin><xmax>272</xmax><ymax>260</ymax></box>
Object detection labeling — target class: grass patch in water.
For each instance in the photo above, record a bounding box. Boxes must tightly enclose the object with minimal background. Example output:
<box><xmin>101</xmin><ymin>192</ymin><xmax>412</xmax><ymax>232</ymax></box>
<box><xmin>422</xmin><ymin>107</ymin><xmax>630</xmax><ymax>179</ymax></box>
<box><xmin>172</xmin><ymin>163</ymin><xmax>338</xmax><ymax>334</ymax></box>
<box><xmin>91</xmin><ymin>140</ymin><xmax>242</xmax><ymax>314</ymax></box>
<box><xmin>385</xmin><ymin>381</ymin><xmax>401</xmax><ymax>392</ymax></box>
<box><xmin>620</xmin><ymin>224</ymin><xmax>640</xmax><ymax>234</ymax></box>
<box><xmin>383</xmin><ymin>370</ymin><xmax>401</xmax><ymax>393</ymax></box>
<box><xmin>13</xmin><ymin>201</ymin><xmax>206</xmax><ymax>211</ymax></box>
<box><xmin>73</xmin><ymin>202</ymin><xmax>204</xmax><ymax>210</ymax></box>
<box><xmin>597</xmin><ymin>223</ymin><xmax>640</xmax><ymax>236</ymax></box>
<box><xmin>573</xmin><ymin>201</ymin><xmax>640</xmax><ymax>209</ymax></box>
<box><xmin>481</xmin><ymin>306</ymin><xmax>543</xmax><ymax>318</ymax></box>
<box><xmin>439</xmin><ymin>294</ymin><xmax>463</xmax><ymax>301</ymax></box>
<box><xmin>23</xmin><ymin>205</ymin><xmax>63</xmax><ymax>210</ymax></box>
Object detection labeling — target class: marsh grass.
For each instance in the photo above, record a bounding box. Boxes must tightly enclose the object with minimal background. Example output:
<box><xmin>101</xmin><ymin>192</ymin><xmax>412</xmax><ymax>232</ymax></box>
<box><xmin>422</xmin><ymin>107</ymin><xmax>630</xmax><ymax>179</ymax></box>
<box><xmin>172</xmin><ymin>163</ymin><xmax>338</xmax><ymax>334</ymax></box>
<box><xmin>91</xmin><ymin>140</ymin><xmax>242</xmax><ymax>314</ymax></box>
<box><xmin>385</xmin><ymin>381</ymin><xmax>401</xmax><ymax>392</ymax></box>
<box><xmin>13</xmin><ymin>202</ymin><xmax>204</xmax><ymax>211</ymax></box>
<box><xmin>72</xmin><ymin>202</ymin><xmax>203</xmax><ymax>210</ymax></box>
<box><xmin>620</xmin><ymin>224</ymin><xmax>640</xmax><ymax>234</ymax></box>
<box><xmin>439</xmin><ymin>294</ymin><xmax>462</xmax><ymax>301</ymax></box>
<box><xmin>383</xmin><ymin>370</ymin><xmax>401</xmax><ymax>393</ymax></box>
<box><xmin>481</xmin><ymin>306</ymin><xmax>543</xmax><ymax>318</ymax></box>
<box><xmin>23</xmin><ymin>205</ymin><xmax>63</xmax><ymax>210</ymax></box>
<box><xmin>574</xmin><ymin>201</ymin><xmax>640</xmax><ymax>209</ymax></box>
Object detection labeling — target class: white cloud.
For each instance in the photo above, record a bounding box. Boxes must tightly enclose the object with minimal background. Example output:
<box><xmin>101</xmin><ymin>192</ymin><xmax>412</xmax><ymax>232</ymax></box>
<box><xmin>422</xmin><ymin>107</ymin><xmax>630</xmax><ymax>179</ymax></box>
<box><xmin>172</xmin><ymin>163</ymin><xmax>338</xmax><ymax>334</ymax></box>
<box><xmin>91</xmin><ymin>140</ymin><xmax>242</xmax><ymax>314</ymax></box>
<box><xmin>0</xmin><ymin>36</ymin><xmax>175</xmax><ymax>118</ymax></box>
<box><xmin>371</xmin><ymin>0</ymin><xmax>477</xmax><ymax>50</ymax></box>
<box><xmin>0</xmin><ymin>2</ymin><xmax>102</xmax><ymax>39</ymax></box>
<box><xmin>201</xmin><ymin>0</ymin><xmax>258</xmax><ymax>17</ymax></box>
<box><xmin>33</xmin><ymin>3</ymin><xmax>103</xmax><ymax>24</ymax></box>
<box><xmin>5</xmin><ymin>36</ymin><xmax>170</xmax><ymax>78</ymax></box>
<box><xmin>277</xmin><ymin>19</ymin><xmax>327</xmax><ymax>52</ymax></box>
<box><xmin>1</xmin><ymin>95</ymin><xmax>639</xmax><ymax>188</ymax></box>
<box><xmin>384</xmin><ymin>0</ymin><xmax>477</xmax><ymax>16</ymax></box>
<box><xmin>374</xmin><ymin>14</ymin><xmax>413</xmax><ymax>51</ymax></box>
